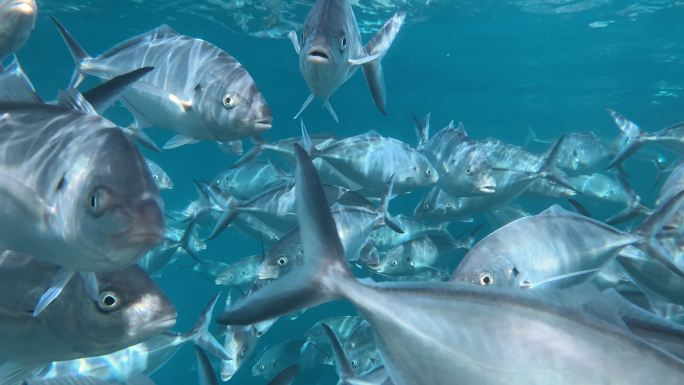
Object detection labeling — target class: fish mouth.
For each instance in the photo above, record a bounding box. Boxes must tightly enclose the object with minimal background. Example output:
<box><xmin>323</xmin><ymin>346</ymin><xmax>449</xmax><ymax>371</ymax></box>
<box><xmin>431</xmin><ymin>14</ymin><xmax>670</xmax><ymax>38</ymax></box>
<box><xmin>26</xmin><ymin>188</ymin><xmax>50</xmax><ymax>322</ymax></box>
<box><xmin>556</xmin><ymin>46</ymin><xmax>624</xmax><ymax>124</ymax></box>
<box><xmin>10</xmin><ymin>0</ymin><xmax>35</xmax><ymax>14</ymax></box>
<box><xmin>114</xmin><ymin>228</ymin><xmax>163</xmax><ymax>249</ymax></box>
<box><xmin>478</xmin><ymin>185</ymin><xmax>497</xmax><ymax>194</ymax></box>
<box><xmin>155</xmin><ymin>315</ymin><xmax>177</xmax><ymax>329</ymax></box>
<box><xmin>254</xmin><ymin>120</ymin><xmax>272</xmax><ymax>131</ymax></box>
<box><xmin>306</xmin><ymin>48</ymin><xmax>331</xmax><ymax>63</ymax></box>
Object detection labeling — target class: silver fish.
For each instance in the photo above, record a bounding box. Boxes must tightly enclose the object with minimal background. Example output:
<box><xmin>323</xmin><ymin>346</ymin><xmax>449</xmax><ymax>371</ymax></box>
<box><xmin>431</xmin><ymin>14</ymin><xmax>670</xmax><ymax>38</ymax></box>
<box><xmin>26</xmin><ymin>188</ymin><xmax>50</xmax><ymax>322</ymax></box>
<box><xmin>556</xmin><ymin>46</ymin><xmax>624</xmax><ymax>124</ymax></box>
<box><xmin>144</xmin><ymin>159</ymin><xmax>173</xmax><ymax>190</ymax></box>
<box><xmin>451</xmin><ymin>200</ymin><xmax>682</xmax><ymax>290</ymax></box>
<box><xmin>322</xmin><ymin>323</ymin><xmax>390</xmax><ymax>385</ymax></box>
<box><xmin>0</xmin><ymin>251</ymin><xmax>176</xmax><ymax>364</ymax></box>
<box><xmin>52</xmin><ymin>18</ymin><xmax>272</xmax><ymax>149</ymax></box>
<box><xmin>25</xmin><ymin>295</ymin><xmax>226</xmax><ymax>385</ymax></box>
<box><xmin>219</xmin><ymin>144</ymin><xmax>684</xmax><ymax>385</ymax></box>
<box><xmin>289</xmin><ymin>0</ymin><xmax>406</xmax><ymax>122</ymax></box>
<box><xmin>264</xmin><ymin>365</ymin><xmax>300</xmax><ymax>385</ymax></box>
<box><xmin>211</xmin><ymin>159</ymin><xmax>291</xmax><ymax>201</ymax></box>
<box><xmin>0</xmin><ymin>0</ymin><xmax>36</xmax><ymax>61</ymax></box>
<box><xmin>252</xmin><ymin>340</ymin><xmax>305</xmax><ymax>380</ymax></box>
<box><xmin>0</xmin><ymin>64</ymin><xmax>164</xmax><ymax>313</ymax></box>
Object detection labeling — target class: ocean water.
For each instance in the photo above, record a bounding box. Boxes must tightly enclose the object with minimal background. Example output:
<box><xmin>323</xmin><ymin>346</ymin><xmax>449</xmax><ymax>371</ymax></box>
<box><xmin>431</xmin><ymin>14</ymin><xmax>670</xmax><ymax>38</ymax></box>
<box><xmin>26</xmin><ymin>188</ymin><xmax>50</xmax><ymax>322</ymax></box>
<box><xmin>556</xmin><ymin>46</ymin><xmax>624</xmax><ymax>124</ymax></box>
<box><xmin>11</xmin><ymin>0</ymin><xmax>684</xmax><ymax>384</ymax></box>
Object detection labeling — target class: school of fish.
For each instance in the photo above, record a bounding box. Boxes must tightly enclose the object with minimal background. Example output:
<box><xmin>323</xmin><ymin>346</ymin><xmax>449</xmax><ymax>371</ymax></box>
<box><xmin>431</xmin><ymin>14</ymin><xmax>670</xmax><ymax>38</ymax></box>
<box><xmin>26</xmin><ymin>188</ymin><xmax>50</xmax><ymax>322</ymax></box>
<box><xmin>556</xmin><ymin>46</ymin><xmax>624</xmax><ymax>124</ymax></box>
<box><xmin>1</xmin><ymin>0</ymin><xmax>683</xmax><ymax>385</ymax></box>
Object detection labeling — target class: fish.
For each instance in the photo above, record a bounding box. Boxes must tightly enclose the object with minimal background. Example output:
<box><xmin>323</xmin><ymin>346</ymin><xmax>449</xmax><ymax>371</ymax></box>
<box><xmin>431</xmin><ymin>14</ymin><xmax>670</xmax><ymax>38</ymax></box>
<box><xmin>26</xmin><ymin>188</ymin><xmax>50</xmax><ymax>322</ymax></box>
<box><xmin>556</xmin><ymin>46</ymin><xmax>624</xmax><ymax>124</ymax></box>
<box><xmin>251</xmin><ymin>340</ymin><xmax>305</xmax><ymax>380</ymax></box>
<box><xmin>211</xmin><ymin>159</ymin><xmax>291</xmax><ymax>201</ymax></box>
<box><xmin>0</xmin><ymin>251</ymin><xmax>176</xmax><ymax>364</ymax></box>
<box><xmin>369</xmin><ymin>215</ymin><xmax>450</xmax><ymax>252</ymax></box>
<box><xmin>21</xmin><ymin>375</ymin><xmax>155</xmax><ymax>385</ymax></box>
<box><xmin>607</xmin><ymin>109</ymin><xmax>684</xmax><ymax>168</ymax></box>
<box><xmin>451</xmin><ymin>196</ymin><xmax>684</xmax><ymax>290</ymax></box>
<box><xmin>51</xmin><ymin>18</ymin><xmax>272</xmax><ymax>149</ymax></box>
<box><xmin>322</xmin><ymin>323</ymin><xmax>391</xmax><ymax>385</ymax></box>
<box><xmin>304</xmin><ymin>128</ymin><xmax>439</xmax><ymax>195</ymax></box>
<box><xmin>144</xmin><ymin>159</ymin><xmax>174</xmax><ymax>190</ymax></box>
<box><xmin>372</xmin><ymin>231</ymin><xmax>470</xmax><ymax>277</ymax></box>
<box><xmin>288</xmin><ymin>0</ymin><xmax>406</xmax><ymax>122</ymax></box>
<box><xmin>19</xmin><ymin>295</ymin><xmax>226</xmax><ymax>385</ymax></box>
<box><xmin>220</xmin><ymin>292</ymin><xmax>276</xmax><ymax>382</ymax></box>
<box><xmin>0</xmin><ymin>0</ymin><xmax>36</xmax><ymax>61</ymax></box>
<box><xmin>0</xmin><ymin>61</ymin><xmax>164</xmax><ymax>314</ymax></box>
<box><xmin>218</xmin><ymin>144</ymin><xmax>684</xmax><ymax>385</ymax></box>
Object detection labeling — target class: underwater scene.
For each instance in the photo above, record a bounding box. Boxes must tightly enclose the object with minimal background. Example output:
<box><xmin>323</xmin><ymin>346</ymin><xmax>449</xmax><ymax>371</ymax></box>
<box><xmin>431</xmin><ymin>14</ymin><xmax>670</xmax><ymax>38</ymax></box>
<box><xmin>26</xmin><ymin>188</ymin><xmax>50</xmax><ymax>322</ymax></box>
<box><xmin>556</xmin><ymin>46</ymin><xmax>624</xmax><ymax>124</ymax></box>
<box><xmin>1</xmin><ymin>0</ymin><xmax>684</xmax><ymax>384</ymax></box>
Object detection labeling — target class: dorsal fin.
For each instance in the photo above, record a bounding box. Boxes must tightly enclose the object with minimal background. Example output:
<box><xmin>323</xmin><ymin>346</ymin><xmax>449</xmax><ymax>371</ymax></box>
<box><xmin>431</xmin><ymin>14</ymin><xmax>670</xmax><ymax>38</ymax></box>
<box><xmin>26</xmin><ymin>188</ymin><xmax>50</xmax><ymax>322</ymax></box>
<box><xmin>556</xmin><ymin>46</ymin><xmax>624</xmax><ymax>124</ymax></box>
<box><xmin>0</xmin><ymin>56</ymin><xmax>42</xmax><ymax>104</ymax></box>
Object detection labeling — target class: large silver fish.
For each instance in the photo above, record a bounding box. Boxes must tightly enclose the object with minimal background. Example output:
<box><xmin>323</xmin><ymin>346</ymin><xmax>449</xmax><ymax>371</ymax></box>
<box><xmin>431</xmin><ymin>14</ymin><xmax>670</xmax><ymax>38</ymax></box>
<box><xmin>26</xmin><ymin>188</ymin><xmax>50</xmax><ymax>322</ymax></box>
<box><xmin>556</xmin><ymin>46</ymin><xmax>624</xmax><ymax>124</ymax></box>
<box><xmin>289</xmin><ymin>0</ymin><xmax>406</xmax><ymax>122</ymax></box>
<box><xmin>0</xmin><ymin>62</ymin><xmax>164</xmax><ymax>313</ymax></box>
<box><xmin>0</xmin><ymin>251</ymin><xmax>176</xmax><ymax>365</ymax></box>
<box><xmin>0</xmin><ymin>0</ymin><xmax>36</xmax><ymax>61</ymax></box>
<box><xmin>52</xmin><ymin>18</ymin><xmax>272</xmax><ymax>149</ymax></box>
<box><xmin>218</xmin><ymin>144</ymin><xmax>684</xmax><ymax>385</ymax></box>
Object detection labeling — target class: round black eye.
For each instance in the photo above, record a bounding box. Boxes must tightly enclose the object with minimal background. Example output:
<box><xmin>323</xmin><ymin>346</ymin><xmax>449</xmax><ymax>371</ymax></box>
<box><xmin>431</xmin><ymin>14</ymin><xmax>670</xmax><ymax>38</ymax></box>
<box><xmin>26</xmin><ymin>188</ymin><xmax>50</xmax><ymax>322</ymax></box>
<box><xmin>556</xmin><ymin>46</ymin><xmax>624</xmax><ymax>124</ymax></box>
<box><xmin>152</xmin><ymin>174</ymin><xmax>159</xmax><ymax>181</ymax></box>
<box><xmin>277</xmin><ymin>256</ymin><xmax>288</xmax><ymax>267</ymax></box>
<box><xmin>423</xmin><ymin>204</ymin><xmax>430</xmax><ymax>210</ymax></box>
<box><xmin>466</xmin><ymin>168</ymin><xmax>473</xmax><ymax>176</ymax></box>
<box><xmin>425</xmin><ymin>169</ymin><xmax>432</xmax><ymax>176</ymax></box>
<box><xmin>340</xmin><ymin>36</ymin><xmax>347</xmax><ymax>50</ymax></box>
<box><xmin>97</xmin><ymin>291</ymin><xmax>121</xmax><ymax>311</ymax></box>
<box><xmin>258</xmin><ymin>364</ymin><xmax>266</xmax><ymax>371</ymax></box>
<box><xmin>479</xmin><ymin>273</ymin><xmax>493</xmax><ymax>286</ymax></box>
<box><xmin>222</xmin><ymin>94</ymin><xmax>235</xmax><ymax>109</ymax></box>
<box><xmin>90</xmin><ymin>194</ymin><xmax>97</xmax><ymax>209</ymax></box>
<box><xmin>350</xmin><ymin>360</ymin><xmax>357</xmax><ymax>368</ymax></box>
<box><xmin>391</xmin><ymin>259</ymin><xmax>398</xmax><ymax>266</ymax></box>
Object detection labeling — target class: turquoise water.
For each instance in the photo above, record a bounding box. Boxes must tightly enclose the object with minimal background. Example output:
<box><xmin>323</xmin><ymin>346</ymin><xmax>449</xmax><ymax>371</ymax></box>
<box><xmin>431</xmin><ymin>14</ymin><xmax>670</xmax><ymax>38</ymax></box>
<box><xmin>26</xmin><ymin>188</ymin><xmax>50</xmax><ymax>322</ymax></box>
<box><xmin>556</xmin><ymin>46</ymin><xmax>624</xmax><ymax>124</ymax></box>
<box><xmin>14</xmin><ymin>1</ymin><xmax>684</xmax><ymax>384</ymax></box>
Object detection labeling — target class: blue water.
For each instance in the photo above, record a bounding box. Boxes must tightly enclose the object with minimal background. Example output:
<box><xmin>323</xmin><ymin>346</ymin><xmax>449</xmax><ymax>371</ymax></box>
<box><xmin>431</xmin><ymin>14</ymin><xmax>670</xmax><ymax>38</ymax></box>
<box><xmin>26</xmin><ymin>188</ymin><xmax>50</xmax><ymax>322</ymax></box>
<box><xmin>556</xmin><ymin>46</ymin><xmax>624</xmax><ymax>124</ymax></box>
<box><xmin>16</xmin><ymin>1</ymin><xmax>684</xmax><ymax>384</ymax></box>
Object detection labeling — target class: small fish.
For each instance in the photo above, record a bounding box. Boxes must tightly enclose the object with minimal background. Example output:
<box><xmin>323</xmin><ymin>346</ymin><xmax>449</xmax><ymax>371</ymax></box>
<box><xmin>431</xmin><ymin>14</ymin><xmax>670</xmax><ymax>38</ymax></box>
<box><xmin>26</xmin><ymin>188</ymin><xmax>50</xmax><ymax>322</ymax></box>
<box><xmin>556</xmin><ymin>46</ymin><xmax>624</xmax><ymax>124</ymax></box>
<box><xmin>52</xmin><ymin>18</ymin><xmax>272</xmax><ymax>149</ymax></box>
<box><xmin>304</xmin><ymin>128</ymin><xmax>438</xmax><ymax>195</ymax></box>
<box><xmin>0</xmin><ymin>0</ymin><xmax>36</xmax><ymax>61</ymax></box>
<box><xmin>212</xmin><ymin>159</ymin><xmax>291</xmax><ymax>201</ymax></box>
<box><xmin>322</xmin><ymin>323</ymin><xmax>390</xmax><ymax>385</ymax></box>
<box><xmin>219</xmin><ymin>144</ymin><xmax>684</xmax><ymax>385</ymax></box>
<box><xmin>251</xmin><ymin>340</ymin><xmax>305</xmax><ymax>380</ymax></box>
<box><xmin>144</xmin><ymin>159</ymin><xmax>174</xmax><ymax>190</ymax></box>
<box><xmin>289</xmin><ymin>0</ymin><xmax>406</xmax><ymax>122</ymax></box>
<box><xmin>0</xmin><ymin>251</ymin><xmax>176</xmax><ymax>364</ymax></box>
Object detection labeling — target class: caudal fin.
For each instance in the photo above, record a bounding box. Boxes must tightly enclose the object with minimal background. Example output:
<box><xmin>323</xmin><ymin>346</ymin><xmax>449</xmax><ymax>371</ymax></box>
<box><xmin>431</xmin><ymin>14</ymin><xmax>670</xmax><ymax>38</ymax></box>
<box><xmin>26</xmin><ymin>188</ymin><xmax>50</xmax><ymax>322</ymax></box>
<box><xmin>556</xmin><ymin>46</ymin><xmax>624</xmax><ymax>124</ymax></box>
<box><xmin>50</xmin><ymin>16</ymin><xmax>92</xmax><ymax>88</ymax></box>
<box><xmin>186</xmin><ymin>293</ymin><xmax>231</xmax><ymax>361</ymax></box>
<box><xmin>412</xmin><ymin>113</ymin><xmax>430</xmax><ymax>151</ymax></box>
<box><xmin>361</xmin><ymin>11</ymin><xmax>406</xmax><ymax>114</ymax></box>
<box><xmin>538</xmin><ymin>135</ymin><xmax>576</xmax><ymax>192</ymax></box>
<box><xmin>606</xmin><ymin>109</ymin><xmax>645</xmax><ymax>169</ymax></box>
<box><xmin>379</xmin><ymin>175</ymin><xmax>404</xmax><ymax>234</ymax></box>
<box><xmin>217</xmin><ymin>144</ymin><xmax>353</xmax><ymax>325</ymax></box>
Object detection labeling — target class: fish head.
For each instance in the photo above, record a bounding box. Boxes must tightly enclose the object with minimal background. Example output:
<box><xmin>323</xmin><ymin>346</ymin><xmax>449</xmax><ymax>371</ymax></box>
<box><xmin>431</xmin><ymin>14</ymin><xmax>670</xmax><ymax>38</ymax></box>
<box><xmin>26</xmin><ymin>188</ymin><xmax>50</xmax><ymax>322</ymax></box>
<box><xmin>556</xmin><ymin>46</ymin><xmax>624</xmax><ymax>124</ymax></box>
<box><xmin>0</xmin><ymin>0</ymin><xmax>36</xmax><ymax>57</ymax></box>
<box><xmin>298</xmin><ymin>0</ymin><xmax>358</xmax><ymax>98</ymax></box>
<box><xmin>402</xmin><ymin>154</ymin><xmax>439</xmax><ymax>189</ymax></box>
<box><xmin>445</xmin><ymin>146</ymin><xmax>497</xmax><ymax>195</ymax></box>
<box><xmin>414</xmin><ymin>187</ymin><xmax>452</xmax><ymax>221</ymax></box>
<box><xmin>452</xmin><ymin>253</ymin><xmax>520</xmax><ymax>288</ymax></box>
<box><xmin>222</xmin><ymin>326</ymin><xmax>258</xmax><ymax>381</ymax></box>
<box><xmin>42</xmin><ymin>265</ymin><xmax>176</xmax><ymax>356</ymax></box>
<box><xmin>58</xmin><ymin>128</ymin><xmax>164</xmax><ymax>270</ymax></box>
<box><xmin>195</xmin><ymin>66</ymin><xmax>272</xmax><ymax>140</ymax></box>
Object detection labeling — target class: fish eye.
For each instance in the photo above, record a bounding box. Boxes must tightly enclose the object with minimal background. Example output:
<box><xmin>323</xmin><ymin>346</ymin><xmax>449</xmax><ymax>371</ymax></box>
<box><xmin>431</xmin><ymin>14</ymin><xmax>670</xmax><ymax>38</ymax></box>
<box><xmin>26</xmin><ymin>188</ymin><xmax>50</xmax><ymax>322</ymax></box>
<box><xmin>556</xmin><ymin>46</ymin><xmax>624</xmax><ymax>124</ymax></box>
<box><xmin>222</xmin><ymin>94</ymin><xmax>236</xmax><ymax>109</ymax></box>
<box><xmin>88</xmin><ymin>187</ymin><xmax>113</xmax><ymax>217</ymax></box>
<box><xmin>466</xmin><ymin>168</ymin><xmax>473</xmax><ymax>176</ymax></box>
<box><xmin>240</xmin><ymin>346</ymin><xmax>248</xmax><ymax>356</ymax></box>
<box><xmin>423</xmin><ymin>204</ymin><xmax>430</xmax><ymax>210</ymax></box>
<box><xmin>350</xmin><ymin>359</ymin><xmax>357</xmax><ymax>368</ymax></box>
<box><xmin>97</xmin><ymin>291</ymin><xmax>121</xmax><ymax>312</ymax></box>
<box><xmin>478</xmin><ymin>272</ymin><xmax>494</xmax><ymax>286</ymax></box>
<box><xmin>340</xmin><ymin>34</ymin><xmax>347</xmax><ymax>51</ymax></box>
<box><xmin>425</xmin><ymin>169</ymin><xmax>432</xmax><ymax>177</ymax></box>
<box><xmin>391</xmin><ymin>259</ymin><xmax>398</xmax><ymax>266</ymax></box>
<box><xmin>277</xmin><ymin>256</ymin><xmax>288</xmax><ymax>267</ymax></box>
<box><xmin>152</xmin><ymin>174</ymin><xmax>159</xmax><ymax>181</ymax></box>
<box><xmin>258</xmin><ymin>364</ymin><xmax>266</xmax><ymax>371</ymax></box>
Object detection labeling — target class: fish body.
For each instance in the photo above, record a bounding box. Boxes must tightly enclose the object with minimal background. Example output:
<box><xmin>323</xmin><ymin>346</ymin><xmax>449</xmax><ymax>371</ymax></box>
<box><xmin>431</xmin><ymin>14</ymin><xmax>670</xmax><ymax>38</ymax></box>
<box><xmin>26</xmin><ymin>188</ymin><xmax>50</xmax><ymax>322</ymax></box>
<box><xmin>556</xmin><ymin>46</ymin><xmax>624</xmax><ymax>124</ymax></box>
<box><xmin>52</xmin><ymin>20</ymin><xmax>272</xmax><ymax>146</ymax></box>
<box><xmin>212</xmin><ymin>159</ymin><xmax>291</xmax><ymax>200</ymax></box>
<box><xmin>0</xmin><ymin>0</ymin><xmax>36</xmax><ymax>61</ymax></box>
<box><xmin>144</xmin><ymin>159</ymin><xmax>173</xmax><ymax>190</ymax></box>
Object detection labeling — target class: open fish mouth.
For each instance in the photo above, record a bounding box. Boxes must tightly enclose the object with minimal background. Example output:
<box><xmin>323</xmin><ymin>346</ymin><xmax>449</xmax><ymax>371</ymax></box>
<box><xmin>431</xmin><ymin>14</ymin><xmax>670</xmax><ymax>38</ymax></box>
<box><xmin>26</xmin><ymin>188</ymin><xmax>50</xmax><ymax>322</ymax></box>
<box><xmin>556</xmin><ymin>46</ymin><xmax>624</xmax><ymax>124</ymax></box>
<box><xmin>10</xmin><ymin>0</ymin><xmax>35</xmax><ymax>13</ymax></box>
<box><xmin>306</xmin><ymin>48</ymin><xmax>331</xmax><ymax>63</ymax></box>
<box><xmin>254</xmin><ymin>120</ymin><xmax>273</xmax><ymax>131</ymax></box>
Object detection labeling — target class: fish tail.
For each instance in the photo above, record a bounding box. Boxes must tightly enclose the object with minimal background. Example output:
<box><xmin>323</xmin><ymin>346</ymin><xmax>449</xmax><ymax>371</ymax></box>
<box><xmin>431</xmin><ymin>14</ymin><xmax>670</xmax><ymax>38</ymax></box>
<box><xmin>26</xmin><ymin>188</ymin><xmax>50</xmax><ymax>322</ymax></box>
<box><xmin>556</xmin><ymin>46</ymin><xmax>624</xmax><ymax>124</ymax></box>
<box><xmin>606</xmin><ymin>109</ymin><xmax>645</xmax><ymax>169</ymax></box>
<box><xmin>217</xmin><ymin>144</ymin><xmax>356</xmax><ymax>326</ymax></box>
<box><xmin>379</xmin><ymin>175</ymin><xmax>404</xmax><ymax>234</ymax></box>
<box><xmin>50</xmin><ymin>16</ymin><xmax>91</xmax><ymax>88</ymax></box>
<box><xmin>412</xmin><ymin>112</ymin><xmax>430</xmax><ymax>151</ymax></box>
<box><xmin>208</xmin><ymin>198</ymin><xmax>239</xmax><ymax>241</ymax></box>
<box><xmin>180</xmin><ymin>218</ymin><xmax>203</xmax><ymax>262</ymax></box>
<box><xmin>633</xmin><ymin>190</ymin><xmax>684</xmax><ymax>277</ymax></box>
<box><xmin>606</xmin><ymin>174</ymin><xmax>651</xmax><ymax>225</ymax></box>
<box><xmin>186</xmin><ymin>293</ymin><xmax>231</xmax><ymax>361</ymax></box>
<box><xmin>361</xmin><ymin>11</ymin><xmax>406</xmax><ymax>114</ymax></box>
<box><xmin>537</xmin><ymin>135</ymin><xmax>576</xmax><ymax>192</ymax></box>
